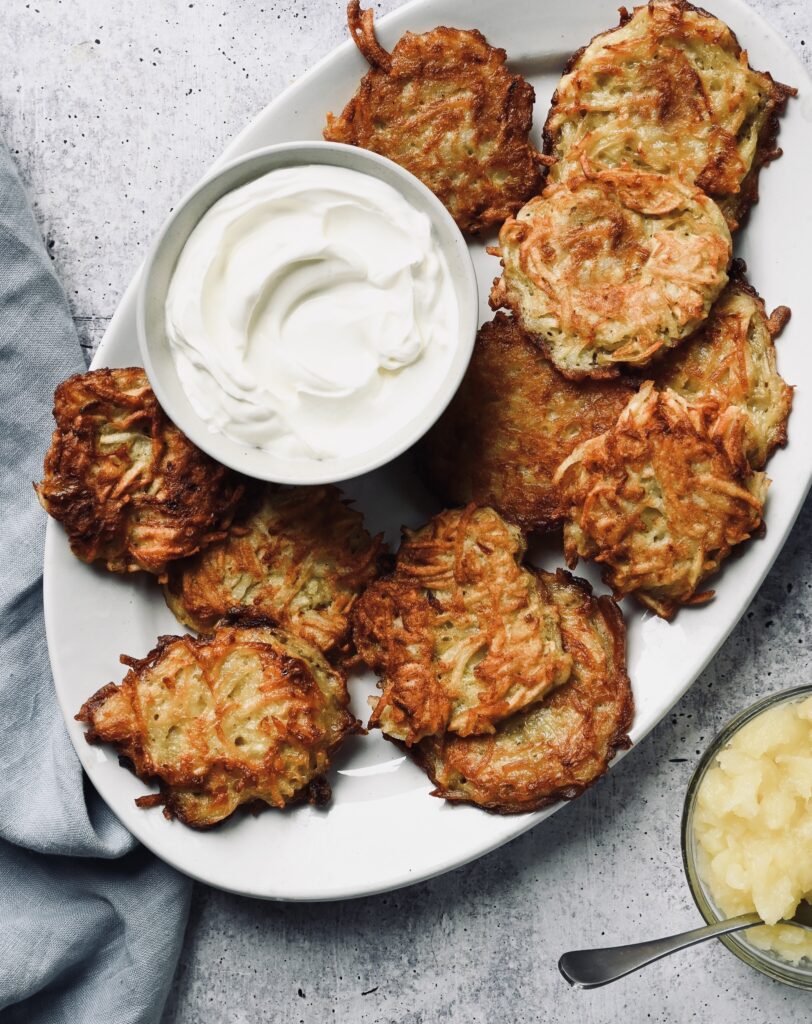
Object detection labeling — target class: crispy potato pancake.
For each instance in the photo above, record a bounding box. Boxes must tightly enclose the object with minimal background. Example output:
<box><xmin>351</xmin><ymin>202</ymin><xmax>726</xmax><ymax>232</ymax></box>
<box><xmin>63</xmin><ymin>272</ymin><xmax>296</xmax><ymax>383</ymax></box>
<box><xmin>555</xmin><ymin>382</ymin><xmax>768</xmax><ymax>618</ymax></box>
<box><xmin>420</xmin><ymin>313</ymin><xmax>636</xmax><ymax>531</ymax></box>
<box><xmin>36</xmin><ymin>368</ymin><xmax>242</xmax><ymax>575</ymax></box>
<box><xmin>490</xmin><ymin>167</ymin><xmax>731</xmax><ymax>378</ymax></box>
<box><xmin>412</xmin><ymin>569</ymin><xmax>633</xmax><ymax>814</ymax></box>
<box><xmin>164</xmin><ymin>485</ymin><xmax>383</xmax><ymax>658</ymax></box>
<box><xmin>654</xmin><ymin>268</ymin><xmax>792</xmax><ymax>471</ymax></box>
<box><xmin>352</xmin><ymin>505</ymin><xmax>572</xmax><ymax>746</ymax></box>
<box><xmin>77</xmin><ymin>619</ymin><xmax>361</xmax><ymax>828</ymax></box>
<box><xmin>544</xmin><ymin>0</ymin><xmax>795</xmax><ymax>230</ymax></box>
<box><xmin>323</xmin><ymin>1</ymin><xmax>543</xmax><ymax>233</ymax></box>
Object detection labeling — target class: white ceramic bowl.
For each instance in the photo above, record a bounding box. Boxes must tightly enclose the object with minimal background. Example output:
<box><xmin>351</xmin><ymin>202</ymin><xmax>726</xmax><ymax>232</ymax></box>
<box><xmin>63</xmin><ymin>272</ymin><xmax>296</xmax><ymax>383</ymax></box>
<box><xmin>137</xmin><ymin>141</ymin><xmax>478</xmax><ymax>484</ymax></box>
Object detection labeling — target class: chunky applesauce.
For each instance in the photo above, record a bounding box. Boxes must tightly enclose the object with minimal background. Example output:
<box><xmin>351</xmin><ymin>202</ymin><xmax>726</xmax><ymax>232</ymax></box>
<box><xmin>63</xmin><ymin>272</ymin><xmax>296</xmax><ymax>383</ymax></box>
<box><xmin>694</xmin><ymin>695</ymin><xmax>812</xmax><ymax>963</ymax></box>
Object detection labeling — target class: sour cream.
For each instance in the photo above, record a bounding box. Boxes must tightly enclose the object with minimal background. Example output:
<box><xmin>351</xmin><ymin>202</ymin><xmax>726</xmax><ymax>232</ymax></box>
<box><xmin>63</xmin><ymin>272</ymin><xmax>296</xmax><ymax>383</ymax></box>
<box><xmin>164</xmin><ymin>164</ymin><xmax>459</xmax><ymax>462</ymax></box>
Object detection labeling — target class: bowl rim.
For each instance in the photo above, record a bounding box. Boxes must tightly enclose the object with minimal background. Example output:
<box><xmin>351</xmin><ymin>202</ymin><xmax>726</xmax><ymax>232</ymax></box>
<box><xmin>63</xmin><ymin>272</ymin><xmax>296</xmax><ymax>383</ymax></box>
<box><xmin>136</xmin><ymin>140</ymin><xmax>479</xmax><ymax>485</ymax></box>
<box><xmin>681</xmin><ymin>684</ymin><xmax>812</xmax><ymax>989</ymax></box>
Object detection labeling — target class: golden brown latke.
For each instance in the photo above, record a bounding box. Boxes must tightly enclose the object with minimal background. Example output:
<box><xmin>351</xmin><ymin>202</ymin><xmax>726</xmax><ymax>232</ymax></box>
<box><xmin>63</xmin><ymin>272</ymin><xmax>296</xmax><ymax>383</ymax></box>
<box><xmin>490</xmin><ymin>167</ymin><xmax>732</xmax><ymax>378</ymax></box>
<box><xmin>654</xmin><ymin>267</ymin><xmax>792</xmax><ymax>471</ymax></box>
<box><xmin>323</xmin><ymin>1</ymin><xmax>544</xmax><ymax>233</ymax></box>
<box><xmin>420</xmin><ymin>313</ymin><xmax>636</xmax><ymax>531</ymax></box>
<box><xmin>164</xmin><ymin>485</ymin><xmax>383</xmax><ymax>659</ymax></box>
<box><xmin>77</xmin><ymin>619</ymin><xmax>361</xmax><ymax>828</ymax></box>
<box><xmin>554</xmin><ymin>381</ymin><xmax>768</xmax><ymax>619</ymax></box>
<box><xmin>544</xmin><ymin>0</ymin><xmax>795</xmax><ymax>230</ymax></box>
<box><xmin>412</xmin><ymin>569</ymin><xmax>633</xmax><ymax>814</ymax></box>
<box><xmin>352</xmin><ymin>505</ymin><xmax>572</xmax><ymax>746</ymax></box>
<box><xmin>36</xmin><ymin>368</ymin><xmax>242</xmax><ymax>576</ymax></box>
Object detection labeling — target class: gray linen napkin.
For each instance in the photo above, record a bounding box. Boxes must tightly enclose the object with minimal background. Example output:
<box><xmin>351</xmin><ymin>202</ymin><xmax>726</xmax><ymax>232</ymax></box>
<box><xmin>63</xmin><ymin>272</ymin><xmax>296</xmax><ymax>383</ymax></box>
<box><xmin>0</xmin><ymin>136</ymin><xmax>191</xmax><ymax>1023</ymax></box>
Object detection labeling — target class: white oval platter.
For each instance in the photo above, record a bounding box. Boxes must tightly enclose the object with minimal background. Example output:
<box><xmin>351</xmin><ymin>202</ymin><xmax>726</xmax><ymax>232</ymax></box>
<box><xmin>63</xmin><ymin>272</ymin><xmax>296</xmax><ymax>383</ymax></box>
<box><xmin>44</xmin><ymin>0</ymin><xmax>812</xmax><ymax>900</ymax></box>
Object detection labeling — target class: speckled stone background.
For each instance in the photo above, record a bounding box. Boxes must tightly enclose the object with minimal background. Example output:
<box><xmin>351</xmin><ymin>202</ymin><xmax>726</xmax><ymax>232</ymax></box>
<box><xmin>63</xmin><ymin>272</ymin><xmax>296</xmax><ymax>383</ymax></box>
<box><xmin>3</xmin><ymin>1</ymin><xmax>811</xmax><ymax>1021</ymax></box>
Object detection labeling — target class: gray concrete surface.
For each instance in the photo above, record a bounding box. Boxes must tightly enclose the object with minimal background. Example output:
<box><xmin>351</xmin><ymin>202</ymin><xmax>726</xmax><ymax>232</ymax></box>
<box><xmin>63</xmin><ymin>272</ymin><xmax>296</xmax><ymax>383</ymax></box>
<box><xmin>3</xmin><ymin>1</ymin><xmax>811</xmax><ymax>1021</ymax></box>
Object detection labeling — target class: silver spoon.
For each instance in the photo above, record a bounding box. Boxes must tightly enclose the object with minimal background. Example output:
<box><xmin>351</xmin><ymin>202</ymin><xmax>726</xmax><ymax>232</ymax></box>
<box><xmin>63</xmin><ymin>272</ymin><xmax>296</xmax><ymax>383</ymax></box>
<box><xmin>559</xmin><ymin>901</ymin><xmax>812</xmax><ymax>989</ymax></box>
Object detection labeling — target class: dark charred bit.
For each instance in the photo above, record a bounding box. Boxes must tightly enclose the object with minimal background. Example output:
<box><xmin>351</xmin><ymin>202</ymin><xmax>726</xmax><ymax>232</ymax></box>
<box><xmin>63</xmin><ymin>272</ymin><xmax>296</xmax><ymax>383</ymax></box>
<box><xmin>218</xmin><ymin>609</ymin><xmax>280</xmax><ymax>631</ymax></box>
<box><xmin>306</xmin><ymin>775</ymin><xmax>333</xmax><ymax>806</ymax></box>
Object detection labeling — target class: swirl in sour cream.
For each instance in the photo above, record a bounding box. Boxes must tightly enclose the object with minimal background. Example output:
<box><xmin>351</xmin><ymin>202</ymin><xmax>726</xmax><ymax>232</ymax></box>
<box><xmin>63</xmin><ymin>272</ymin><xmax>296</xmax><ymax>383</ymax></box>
<box><xmin>165</xmin><ymin>164</ymin><xmax>459</xmax><ymax>462</ymax></box>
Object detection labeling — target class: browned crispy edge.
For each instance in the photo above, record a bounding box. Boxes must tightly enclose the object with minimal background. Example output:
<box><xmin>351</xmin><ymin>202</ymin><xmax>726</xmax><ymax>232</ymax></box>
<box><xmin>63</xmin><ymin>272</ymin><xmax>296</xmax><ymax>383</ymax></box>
<box><xmin>721</xmin><ymin>260</ymin><xmax>793</xmax><ymax>460</ymax></box>
<box><xmin>348</xmin><ymin>0</ymin><xmax>393</xmax><ymax>71</ymax></box>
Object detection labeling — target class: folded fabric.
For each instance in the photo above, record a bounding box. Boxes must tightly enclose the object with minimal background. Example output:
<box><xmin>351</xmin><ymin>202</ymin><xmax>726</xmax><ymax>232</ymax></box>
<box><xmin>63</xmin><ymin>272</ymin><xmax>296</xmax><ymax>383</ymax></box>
<box><xmin>0</xmin><ymin>135</ymin><xmax>191</xmax><ymax>1023</ymax></box>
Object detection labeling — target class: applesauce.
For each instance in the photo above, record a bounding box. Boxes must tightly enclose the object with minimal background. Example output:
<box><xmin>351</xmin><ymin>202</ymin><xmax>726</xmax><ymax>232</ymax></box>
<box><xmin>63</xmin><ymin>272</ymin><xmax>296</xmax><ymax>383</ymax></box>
<box><xmin>692</xmin><ymin>694</ymin><xmax>812</xmax><ymax>964</ymax></box>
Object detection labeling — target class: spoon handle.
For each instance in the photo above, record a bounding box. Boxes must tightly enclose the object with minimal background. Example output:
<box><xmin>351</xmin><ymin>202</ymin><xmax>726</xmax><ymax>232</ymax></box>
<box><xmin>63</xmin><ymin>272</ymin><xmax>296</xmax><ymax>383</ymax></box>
<box><xmin>558</xmin><ymin>912</ymin><xmax>762</xmax><ymax>989</ymax></box>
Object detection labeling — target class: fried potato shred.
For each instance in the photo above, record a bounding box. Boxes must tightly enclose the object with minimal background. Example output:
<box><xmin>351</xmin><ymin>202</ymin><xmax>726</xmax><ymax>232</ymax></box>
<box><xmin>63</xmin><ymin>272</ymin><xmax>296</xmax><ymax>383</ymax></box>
<box><xmin>544</xmin><ymin>0</ymin><xmax>795</xmax><ymax>230</ymax></box>
<box><xmin>421</xmin><ymin>313</ymin><xmax>636</xmax><ymax>531</ymax></box>
<box><xmin>413</xmin><ymin>569</ymin><xmax>633</xmax><ymax>813</ymax></box>
<box><xmin>324</xmin><ymin>1</ymin><xmax>543</xmax><ymax>233</ymax></box>
<box><xmin>164</xmin><ymin>485</ymin><xmax>383</xmax><ymax>660</ymax></box>
<box><xmin>555</xmin><ymin>382</ymin><xmax>768</xmax><ymax>618</ymax></box>
<box><xmin>490</xmin><ymin>167</ymin><xmax>732</xmax><ymax>378</ymax></box>
<box><xmin>353</xmin><ymin>506</ymin><xmax>572</xmax><ymax>745</ymax></box>
<box><xmin>77</xmin><ymin>620</ymin><xmax>361</xmax><ymax>828</ymax></box>
<box><xmin>35</xmin><ymin>368</ymin><xmax>242</xmax><ymax>575</ymax></box>
<box><xmin>654</xmin><ymin>268</ymin><xmax>793</xmax><ymax>471</ymax></box>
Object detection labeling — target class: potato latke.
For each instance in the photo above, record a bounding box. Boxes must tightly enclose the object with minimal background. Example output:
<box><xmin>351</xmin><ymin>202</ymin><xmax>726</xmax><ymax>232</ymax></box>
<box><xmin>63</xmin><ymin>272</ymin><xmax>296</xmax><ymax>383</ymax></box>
<box><xmin>324</xmin><ymin>2</ymin><xmax>543</xmax><ymax>233</ymax></box>
<box><xmin>77</xmin><ymin>619</ymin><xmax>361</xmax><ymax>828</ymax></box>
<box><xmin>654</xmin><ymin>268</ymin><xmax>792</xmax><ymax>471</ymax></box>
<box><xmin>555</xmin><ymin>382</ymin><xmax>768</xmax><ymax>618</ymax></box>
<box><xmin>36</xmin><ymin>368</ymin><xmax>242</xmax><ymax>575</ymax></box>
<box><xmin>164</xmin><ymin>485</ymin><xmax>383</xmax><ymax>659</ymax></box>
<box><xmin>490</xmin><ymin>167</ymin><xmax>731</xmax><ymax>378</ymax></box>
<box><xmin>413</xmin><ymin>569</ymin><xmax>633</xmax><ymax>813</ymax></box>
<box><xmin>544</xmin><ymin>0</ymin><xmax>795</xmax><ymax>230</ymax></box>
<box><xmin>420</xmin><ymin>313</ymin><xmax>636</xmax><ymax>531</ymax></box>
<box><xmin>352</xmin><ymin>505</ymin><xmax>572</xmax><ymax>745</ymax></box>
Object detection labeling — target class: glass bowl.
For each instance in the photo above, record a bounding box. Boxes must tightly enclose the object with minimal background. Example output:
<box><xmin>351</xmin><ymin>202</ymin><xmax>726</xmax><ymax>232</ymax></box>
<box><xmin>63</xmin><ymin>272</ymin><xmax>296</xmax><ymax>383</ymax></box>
<box><xmin>681</xmin><ymin>685</ymin><xmax>812</xmax><ymax>989</ymax></box>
